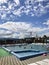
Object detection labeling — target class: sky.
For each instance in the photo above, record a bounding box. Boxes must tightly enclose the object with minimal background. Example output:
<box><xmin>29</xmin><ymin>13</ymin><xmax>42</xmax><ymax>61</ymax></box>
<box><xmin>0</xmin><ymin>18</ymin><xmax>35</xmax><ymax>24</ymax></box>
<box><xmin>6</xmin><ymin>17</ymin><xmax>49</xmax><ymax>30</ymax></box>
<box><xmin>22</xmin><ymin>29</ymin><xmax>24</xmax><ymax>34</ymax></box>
<box><xmin>0</xmin><ymin>0</ymin><xmax>49</xmax><ymax>38</ymax></box>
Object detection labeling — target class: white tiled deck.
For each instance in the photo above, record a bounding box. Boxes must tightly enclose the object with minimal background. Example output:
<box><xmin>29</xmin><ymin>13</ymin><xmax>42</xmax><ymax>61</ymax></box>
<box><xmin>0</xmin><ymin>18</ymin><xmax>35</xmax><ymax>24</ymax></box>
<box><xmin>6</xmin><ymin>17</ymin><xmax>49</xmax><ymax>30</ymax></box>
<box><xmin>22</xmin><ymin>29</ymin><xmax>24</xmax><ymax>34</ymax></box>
<box><xmin>28</xmin><ymin>59</ymin><xmax>49</xmax><ymax>65</ymax></box>
<box><xmin>28</xmin><ymin>63</ymin><xmax>37</xmax><ymax>65</ymax></box>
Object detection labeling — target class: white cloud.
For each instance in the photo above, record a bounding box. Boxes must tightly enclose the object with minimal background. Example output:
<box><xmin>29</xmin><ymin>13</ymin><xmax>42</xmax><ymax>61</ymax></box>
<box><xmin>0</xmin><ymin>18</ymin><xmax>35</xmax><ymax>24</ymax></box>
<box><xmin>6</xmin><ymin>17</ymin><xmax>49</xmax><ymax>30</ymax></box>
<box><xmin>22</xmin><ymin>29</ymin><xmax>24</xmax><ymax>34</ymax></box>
<box><xmin>32</xmin><ymin>3</ymin><xmax>46</xmax><ymax>16</ymax></box>
<box><xmin>14</xmin><ymin>0</ymin><xmax>20</xmax><ymax>6</ymax></box>
<box><xmin>0</xmin><ymin>21</ymin><xmax>49</xmax><ymax>38</ymax></box>
<box><xmin>45</xmin><ymin>3</ymin><xmax>49</xmax><ymax>9</ymax></box>
<box><xmin>0</xmin><ymin>0</ymin><xmax>7</xmax><ymax>4</ymax></box>
<box><xmin>0</xmin><ymin>22</ymin><xmax>32</xmax><ymax>32</ymax></box>
<box><xmin>37</xmin><ymin>0</ymin><xmax>43</xmax><ymax>1</ymax></box>
<box><xmin>44</xmin><ymin>32</ymin><xmax>49</xmax><ymax>36</ymax></box>
<box><xmin>13</xmin><ymin>9</ymin><xmax>21</xmax><ymax>16</ymax></box>
<box><xmin>0</xmin><ymin>0</ymin><xmax>49</xmax><ymax>19</ymax></box>
<box><xmin>21</xmin><ymin>0</ymin><xmax>49</xmax><ymax>16</ymax></box>
<box><xmin>0</xmin><ymin>22</ymin><xmax>33</xmax><ymax>38</ymax></box>
<box><xmin>8</xmin><ymin>2</ymin><xmax>17</xmax><ymax>10</ymax></box>
<box><xmin>24</xmin><ymin>0</ymin><xmax>49</xmax><ymax>16</ymax></box>
<box><xmin>43</xmin><ymin>20</ymin><xmax>49</xmax><ymax>25</ymax></box>
<box><xmin>8</xmin><ymin>4</ymin><xmax>13</xmax><ymax>10</ymax></box>
<box><xmin>1</xmin><ymin>14</ymin><xmax>6</xmax><ymax>19</ymax></box>
<box><xmin>36</xmin><ymin>0</ymin><xmax>48</xmax><ymax>2</ymax></box>
<box><xmin>24</xmin><ymin>9</ymin><xmax>30</xmax><ymax>15</ymax></box>
<box><xmin>12</xmin><ymin>6</ymin><xmax>25</xmax><ymax>16</ymax></box>
<box><xmin>0</xmin><ymin>0</ymin><xmax>20</xmax><ymax>19</ymax></box>
<box><xmin>0</xmin><ymin>29</ymin><xmax>13</xmax><ymax>38</ymax></box>
<box><xmin>31</xmin><ymin>13</ymin><xmax>34</xmax><ymax>16</ymax></box>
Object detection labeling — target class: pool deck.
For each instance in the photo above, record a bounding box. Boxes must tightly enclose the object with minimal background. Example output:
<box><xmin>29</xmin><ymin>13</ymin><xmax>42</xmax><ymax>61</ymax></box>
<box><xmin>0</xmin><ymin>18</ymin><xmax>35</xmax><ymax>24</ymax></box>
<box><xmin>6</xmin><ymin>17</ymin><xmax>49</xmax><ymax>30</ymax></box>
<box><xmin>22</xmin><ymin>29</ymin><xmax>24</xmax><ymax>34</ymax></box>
<box><xmin>0</xmin><ymin>54</ymin><xmax>49</xmax><ymax>65</ymax></box>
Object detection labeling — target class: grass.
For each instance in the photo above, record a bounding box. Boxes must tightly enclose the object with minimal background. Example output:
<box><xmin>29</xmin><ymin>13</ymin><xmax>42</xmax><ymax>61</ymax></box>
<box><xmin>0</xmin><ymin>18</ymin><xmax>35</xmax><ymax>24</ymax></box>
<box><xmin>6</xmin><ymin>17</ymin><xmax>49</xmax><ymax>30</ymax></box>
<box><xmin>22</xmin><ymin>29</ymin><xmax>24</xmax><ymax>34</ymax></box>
<box><xmin>0</xmin><ymin>48</ymin><xmax>11</xmax><ymax>57</ymax></box>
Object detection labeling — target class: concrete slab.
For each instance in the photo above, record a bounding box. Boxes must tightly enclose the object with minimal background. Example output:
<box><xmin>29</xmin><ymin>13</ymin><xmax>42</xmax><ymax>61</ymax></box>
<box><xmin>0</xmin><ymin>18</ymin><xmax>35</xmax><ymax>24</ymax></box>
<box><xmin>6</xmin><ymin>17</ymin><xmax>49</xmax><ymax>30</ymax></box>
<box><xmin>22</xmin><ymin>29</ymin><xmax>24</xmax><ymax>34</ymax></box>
<box><xmin>28</xmin><ymin>63</ymin><xmax>38</xmax><ymax>65</ymax></box>
<box><xmin>36</xmin><ymin>60</ymin><xmax>49</xmax><ymax>65</ymax></box>
<box><xmin>28</xmin><ymin>59</ymin><xmax>49</xmax><ymax>65</ymax></box>
<box><xmin>43</xmin><ymin>59</ymin><xmax>49</xmax><ymax>63</ymax></box>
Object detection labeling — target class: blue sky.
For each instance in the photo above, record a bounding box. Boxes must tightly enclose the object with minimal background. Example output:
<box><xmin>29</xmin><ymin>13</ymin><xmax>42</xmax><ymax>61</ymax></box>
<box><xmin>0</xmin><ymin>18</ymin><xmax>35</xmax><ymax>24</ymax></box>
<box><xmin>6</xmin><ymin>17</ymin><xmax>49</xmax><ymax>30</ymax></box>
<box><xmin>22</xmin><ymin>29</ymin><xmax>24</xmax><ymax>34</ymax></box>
<box><xmin>0</xmin><ymin>0</ymin><xmax>49</xmax><ymax>38</ymax></box>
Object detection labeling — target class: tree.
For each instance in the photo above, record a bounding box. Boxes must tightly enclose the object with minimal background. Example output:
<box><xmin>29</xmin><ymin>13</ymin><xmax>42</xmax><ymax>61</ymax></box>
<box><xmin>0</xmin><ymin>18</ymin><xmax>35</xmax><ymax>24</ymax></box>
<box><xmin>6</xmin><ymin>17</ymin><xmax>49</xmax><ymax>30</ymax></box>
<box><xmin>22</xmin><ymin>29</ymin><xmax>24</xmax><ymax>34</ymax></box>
<box><xmin>43</xmin><ymin>35</ymin><xmax>47</xmax><ymax>43</ymax></box>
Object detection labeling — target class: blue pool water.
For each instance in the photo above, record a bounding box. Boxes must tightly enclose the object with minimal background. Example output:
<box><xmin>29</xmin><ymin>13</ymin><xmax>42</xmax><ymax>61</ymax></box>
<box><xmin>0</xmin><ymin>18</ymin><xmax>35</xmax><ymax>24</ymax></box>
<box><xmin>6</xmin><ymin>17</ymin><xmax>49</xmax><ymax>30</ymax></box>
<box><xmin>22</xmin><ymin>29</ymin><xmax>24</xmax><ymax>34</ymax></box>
<box><xmin>5</xmin><ymin>44</ymin><xmax>47</xmax><ymax>52</ymax></box>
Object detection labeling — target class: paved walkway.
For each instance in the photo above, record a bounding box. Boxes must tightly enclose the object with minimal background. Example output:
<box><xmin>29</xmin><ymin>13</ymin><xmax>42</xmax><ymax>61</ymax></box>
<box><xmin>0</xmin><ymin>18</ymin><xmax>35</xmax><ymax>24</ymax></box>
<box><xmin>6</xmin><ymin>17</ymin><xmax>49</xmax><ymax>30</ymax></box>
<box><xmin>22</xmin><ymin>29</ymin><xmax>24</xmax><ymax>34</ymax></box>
<box><xmin>0</xmin><ymin>55</ymin><xmax>49</xmax><ymax>65</ymax></box>
<box><xmin>28</xmin><ymin>59</ymin><xmax>49</xmax><ymax>65</ymax></box>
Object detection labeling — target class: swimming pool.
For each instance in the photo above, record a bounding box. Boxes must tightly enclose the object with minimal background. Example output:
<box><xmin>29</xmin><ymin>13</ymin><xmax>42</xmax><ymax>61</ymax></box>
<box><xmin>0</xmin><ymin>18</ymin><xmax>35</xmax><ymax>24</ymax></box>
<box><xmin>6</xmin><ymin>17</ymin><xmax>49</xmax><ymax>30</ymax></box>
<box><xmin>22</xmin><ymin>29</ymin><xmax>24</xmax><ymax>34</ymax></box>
<box><xmin>4</xmin><ymin>43</ymin><xmax>49</xmax><ymax>60</ymax></box>
<box><xmin>5</xmin><ymin>44</ymin><xmax>47</xmax><ymax>52</ymax></box>
<box><xmin>11</xmin><ymin>50</ymin><xmax>47</xmax><ymax>60</ymax></box>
